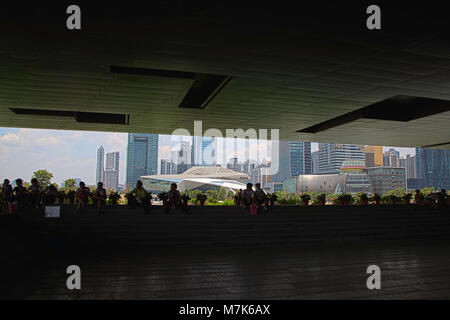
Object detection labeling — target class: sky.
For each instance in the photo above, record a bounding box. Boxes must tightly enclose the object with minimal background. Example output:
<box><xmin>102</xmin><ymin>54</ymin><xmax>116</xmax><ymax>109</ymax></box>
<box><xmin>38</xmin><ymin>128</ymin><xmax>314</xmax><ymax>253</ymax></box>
<box><xmin>0</xmin><ymin>127</ymin><xmax>415</xmax><ymax>186</ymax></box>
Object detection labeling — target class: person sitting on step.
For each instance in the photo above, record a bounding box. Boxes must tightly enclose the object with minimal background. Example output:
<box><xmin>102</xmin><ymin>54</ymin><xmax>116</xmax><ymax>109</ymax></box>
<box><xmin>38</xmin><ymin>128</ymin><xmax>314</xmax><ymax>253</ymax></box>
<box><xmin>242</xmin><ymin>183</ymin><xmax>254</xmax><ymax>212</ymax></box>
<box><xmin>93</xmin><ymin>182</ymin><xmax>107</xmax><ymax>214</ymax></box>
<box><xmin>28</xmin><ymin>178</ymin><xmax>43</xmax><ymax>209</ymax></box>
<box><xmin>75</xmin><ymin>181</ymin><xmax>90</xmax><ymax>214</ymax></box>
<box><xmin>129</xmin><ymin>180</ymin><xmax>150</xmax><ymax>214</ymax></box>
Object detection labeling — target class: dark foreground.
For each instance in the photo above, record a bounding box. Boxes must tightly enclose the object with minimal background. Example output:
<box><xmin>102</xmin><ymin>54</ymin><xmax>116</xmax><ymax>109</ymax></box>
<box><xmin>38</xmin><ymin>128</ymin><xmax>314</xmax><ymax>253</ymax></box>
<box><xmin>1</xmin><ymin>205</ymin><xmax>450</xmax><ymax>299</ymax></box>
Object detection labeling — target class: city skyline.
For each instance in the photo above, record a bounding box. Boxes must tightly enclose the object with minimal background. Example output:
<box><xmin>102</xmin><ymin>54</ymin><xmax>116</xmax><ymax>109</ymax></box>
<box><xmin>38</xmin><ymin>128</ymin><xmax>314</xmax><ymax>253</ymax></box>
<box><xmin>1</xmin><ymin>127</ymin><xmax>417</xmax><ymax>186</ymax></box>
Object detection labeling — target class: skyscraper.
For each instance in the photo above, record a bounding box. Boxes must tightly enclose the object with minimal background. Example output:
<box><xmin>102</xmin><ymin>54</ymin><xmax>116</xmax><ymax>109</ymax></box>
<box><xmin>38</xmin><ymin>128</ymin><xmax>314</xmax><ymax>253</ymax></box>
<box><xmin>171</xmin><ymin>140</ymin><xmax>191</xmax><ymax>174</ymax></box>
<box><xmin>318</xmin><ymin>143</ymin><xmax>365</xmax><ymax>174</ymax></box>
<box><xmin>311</xmin><ymin>151</ymin><xmax>319</xmax><ymax>174</ymax></box>
<box><xmin>364</xmin><ymin>145</ymin><xmax>383</xmax><ymax>167</ymax></box>
<box><xmin>271</xmin><ymin>140</ymin><xmax>311</xmax><ymax>182</ymax></box>
<box><xmin>383</xmin><ymin>148</ymin><xmax>400</xmax><ymax>167</ymax></box>
<box><xmin>200</xmin><ymin>136</ymin><xmax>216</xmax><ymax>166</ymax></box>
<box><xmin>105</xmin><ymin>151</ymin><xmax>120</xmax><ymax>190</ymax></box>
<box><xmin>405</xmin><ymin>154</ymin><xmax>416</xmax><ymax>179</ymax></box>
<box><xmin>415</xmin><ymin>147</ymin><xmax>450</xmax><ymax>190</ymax></box>
<box><xmin>289</xmin><ymin>141</ymin><xmax>311</xmax><ymax>176</ymax></box>
<box><xmin>126</xmin><ymin>133</ymin><xmax>159</xmax><ymax>187</ymax></box>
<box><xmin>96</xmin><ymin>146</ymin><xmax>105</xmax><ymax>183</ymax></box>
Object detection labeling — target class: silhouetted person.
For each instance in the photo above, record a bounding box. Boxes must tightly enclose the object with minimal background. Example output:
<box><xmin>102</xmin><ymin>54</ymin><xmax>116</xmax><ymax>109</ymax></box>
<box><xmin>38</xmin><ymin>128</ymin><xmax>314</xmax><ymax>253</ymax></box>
<box><xmin>29</xmin><ymin>178</ymin><xmax>43</xmax><ymax>208</ymax></box>
<box><xmin>129</xmin><ymin>181</ymin><xmax>150</xmax><ymax>214</ymax></box>
<box><xmin>167</xmin><ymin>183</ymin><xmax>181</xmax><ymax>214</ymax></box>
<box><xmin>1</xmin><ymin>179</ymin><xmax>13</xmax><ymax>214</ymax></box>
<box><xmin>414</xmin><ymin>189</ymin><xmax>424</xmax><ymax>206</ymax></box>
<box><xmin>242</xmin><ymin>183</ymin><xmax>254</xmax><ymax>212</ymax></box>
<box><xmin>42</xmin><ymin>184</ymin><xmax>58</xmax><ymax>206</ymax></box>
<box><xmin>93</xmin><ymin>182</ymin><xmax>107</xmax><ymax>213</ymax></box>
<box><xmin>75</xmin><ymin>181</ymin><xmax>90</xmax><ymax>213</ymax></box>
<box><xmin>437</xmin><ymin>189</ymin><xmax>448</xmax><ymax>206</ymax></box>
<box><xmin>253</xmin><ymin>183</ymin><xmax>267</xmax><ymax>214</ymax></box>
<box><xmin>13</xmin><ymin>179</ymin><xmax>28</xmax><ymax>210</ymax></box>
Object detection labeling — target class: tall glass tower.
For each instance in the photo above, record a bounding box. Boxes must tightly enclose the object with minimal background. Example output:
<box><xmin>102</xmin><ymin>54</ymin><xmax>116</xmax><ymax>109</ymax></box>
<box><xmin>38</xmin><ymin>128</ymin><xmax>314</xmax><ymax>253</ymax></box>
<box><xmin>96</xmin><ymin>145</ymin><xmax>105</xmax><ymax>183</ymax></box>
<box><xmin>200</xmin><ymin>137</ymin><xmax>216</xmax><ymax>166</ymax></box>
<box><xmin>318</xmin><ymin>143</ymin><xmax>365</xmax><ymax>174</ymax></box>
<box><xmin>271</xmin><ymin>141</ymin><xmax>312</xmax><ymax>182</ymax></box>
<box><xmin>126</xmin><ymin>133</ymin><xmax>159</xmax><ymax>187</ymax></box>
<box><xmin>415</xmin><ymin>147</ymin><xmax>450</xmax><ymax>190</ymax></box>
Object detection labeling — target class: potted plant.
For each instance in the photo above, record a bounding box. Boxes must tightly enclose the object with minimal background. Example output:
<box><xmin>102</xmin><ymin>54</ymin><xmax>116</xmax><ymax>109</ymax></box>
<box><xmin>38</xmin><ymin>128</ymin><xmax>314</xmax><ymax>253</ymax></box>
<box><xmin>389</xmin><ymin>194</ymin><xmax>399</xmax><ymax>205</ymax></box>
<box><xmin>268</xmin><ymin>193</ymin><xmax>278</xmax><ymax>207</ymax></box>
<box><xmin>66</xmin><ymin>190</ymin><xmax>76</xmax><ymax>204</ymax></box>
<box><xmin>181</xmin><ymin>193</ymin><xmax>191</xmax><ymax>206</ymax></box>
<box><xmin>403</xmin><ymin>193</ymin><xmax>412</xmax><ymax>204</ymax></box>
<box><xmin>316</xmin><ymin>193</ymin><xmax>326</xmax><ymax>206</ymax></box>
<box><xmin>337</xmin><ymin>193</ymin><xmax>353</xmax><ymax>206</ymax></box>
<box><xmin>357</xmin><ymin>192</ymin><xmax>369</xmax><ymax>205</ymax></box>
<box><xmin>234</xmin><ymin>191</ymin><xmax>242</xmax><ymax>206</ymax></box>
<box><xmin>158</xmin><ymin>192</ymin><xmax>169</xmax><ymax>204</ymax></box>
<box><xmin>300</xmin><ymin>193</ymin><xmax>311</xmax><ymax>206</ymax></box>
<box><xmin>196</xmin><ymin>193</ymin><xmax>207</xmax><ymax>206</ymax></box>
<box><xmin>370</xmin><ymin>193</ymin><xmax>381</xmax><ymax>205</ymax></box>
<box><xmin>109</xmin><ymin>191</ymin><xmax>121</xmax><ymax>205</ymax></box>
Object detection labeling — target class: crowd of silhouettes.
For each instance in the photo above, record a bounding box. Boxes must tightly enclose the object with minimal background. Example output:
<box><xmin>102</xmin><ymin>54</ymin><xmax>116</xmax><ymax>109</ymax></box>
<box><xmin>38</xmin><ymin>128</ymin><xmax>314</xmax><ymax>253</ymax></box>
<box><xmin>1</xmin><ymin>177</ymin><xmax>448</xmax><ymax>215</ymax></box>
<box><xmin>1</xmin><ymin>178</ymin><xmax>62</xmax><ymax>213</ymax></box>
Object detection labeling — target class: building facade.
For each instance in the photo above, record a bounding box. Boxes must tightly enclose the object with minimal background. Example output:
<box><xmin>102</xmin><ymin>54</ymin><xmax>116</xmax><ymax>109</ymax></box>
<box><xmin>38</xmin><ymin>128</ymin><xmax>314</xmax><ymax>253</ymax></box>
<box><xmin>415</xmin><ymin>147</ymin><xmax>450</xmax><ymax>190</ymax></box>
<box><xmin>105</xmin><ymin>151</ymin><xmax>120</xmax><ymax>190</ymax></box>
<box><xmin>289</xmin><ymin>141</ymin><xmax>312</xmax><ymax>177</ymax></box>
<box><xmin>364</xmin><ymin>145</ymin><xmax>383</xmax><ymax>167</ymax></box>
<box><xmin>383</xmin><ymin>148</ymin><xmax>400</xmax><ymax>167</ymax></box>
<box><xmin>160</xmin><ymin>159</ymin><xmax>176</xmax><ymax>175</ymax></box>
<box><xmin>318</xmin><ymin>143</ymin><xmax>365</xmax><ymax>174</ymax></box>
<box><xmin>126</xmin><ymin>133</ymin><xmax>159</xmax><ymax>188</ymax></box>
<box><xmin>311</xmin><ymin>151</ymin><xmax>319</xmax><ymax>174</ymax></box>
<box><xmin>367</xmin><ymin>166</ymin><xmax>406</xmax><ymax>195</ymax></box>
<box><xmin>96</xmin><ymin>146</ymin><xmax>105</xmax><ymax>183</ymax></box>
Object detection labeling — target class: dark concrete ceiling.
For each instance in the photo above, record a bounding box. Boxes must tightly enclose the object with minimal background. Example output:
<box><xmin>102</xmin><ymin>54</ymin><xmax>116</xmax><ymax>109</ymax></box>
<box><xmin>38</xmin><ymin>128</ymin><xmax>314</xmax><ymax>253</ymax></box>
<box><xmin>0</xmin><ymin>1</ymin><xmax>449</xmax><ymax>149</ymax></box>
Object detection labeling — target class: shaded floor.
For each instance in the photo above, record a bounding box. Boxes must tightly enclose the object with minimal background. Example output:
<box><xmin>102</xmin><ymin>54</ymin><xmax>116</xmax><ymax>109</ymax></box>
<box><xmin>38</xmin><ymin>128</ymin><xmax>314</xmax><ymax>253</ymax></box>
<box><xmin>20</xmin><ymin>241</ymin><xmax>450</xmax><ymax>299</ymax></box>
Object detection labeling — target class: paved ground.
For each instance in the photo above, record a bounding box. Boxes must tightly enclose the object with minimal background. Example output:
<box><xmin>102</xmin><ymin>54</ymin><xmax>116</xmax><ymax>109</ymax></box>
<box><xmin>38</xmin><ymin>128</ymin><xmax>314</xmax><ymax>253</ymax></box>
<box><xmin>18</xmin><ymin>241</ymin><xmax>450</xmax><ymax>299</ymax></box>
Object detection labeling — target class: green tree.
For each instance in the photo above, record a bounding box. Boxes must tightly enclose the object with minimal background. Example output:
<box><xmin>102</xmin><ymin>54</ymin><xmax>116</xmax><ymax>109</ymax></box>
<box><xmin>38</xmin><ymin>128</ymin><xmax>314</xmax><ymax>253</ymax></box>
<box><xmin>206</xmin><ymin>190</ymin><xmax>219</xmax><ymax>202</ymax></box>
<box><xmin>218</xmin><ymin>188</ymin><xmax>227</xmax><ymax>201</ymax></box>
<box><xmin>64</xmin><ymin>178</ymin><xmax>77</xmax><ymax>189</ymax></box>
<box><xmin>32</xmin><ymin>169</ymin><xmax>53</xmax><ymax>187</ymax></box>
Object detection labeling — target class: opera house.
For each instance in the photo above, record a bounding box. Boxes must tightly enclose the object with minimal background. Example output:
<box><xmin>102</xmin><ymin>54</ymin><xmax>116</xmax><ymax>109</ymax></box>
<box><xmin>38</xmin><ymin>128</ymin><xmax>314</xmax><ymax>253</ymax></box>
<box><xmin>141</xmin><ymin>166</ymin><xmax>250</xmax><ymax>193</ymax></box>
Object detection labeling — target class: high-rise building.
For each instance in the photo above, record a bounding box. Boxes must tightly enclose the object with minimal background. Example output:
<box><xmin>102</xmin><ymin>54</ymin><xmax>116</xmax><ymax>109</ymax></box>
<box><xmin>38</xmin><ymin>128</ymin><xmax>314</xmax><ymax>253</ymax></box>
<box><xmin>126</xmin><ymin>133</ymin><xmax>159</xmax><ymax>187</ymax></box>
<box><xmin>171</xmin><ymin>140</ymin><xmax>191</xmax><ymax>174</ymax></box>
<box><xmin>160</xmin><ymin>159</ymin><xmax>176</xmax><ymax>174</ymax></box>
<box><xmin>106</xmin><ymin>152</ymin><xmax>120</xmax><ymax>171</ymax></box>
<box><xmin>364</xmin><ymin>145</ymin><xmax>383</xmax><ymax>167</ymax></box>
<box><xmin>289</xmin><ymin>141</ymin><xmax>312</xmax><ymax>177</ymax></box>
<box><xmin>271</xmin><ymin>140</ymin><xmax>291</xmax><ymax>182</ymax></box>
<box><xmin>318</xmin><ymin>143</ymin><xmax>365</xmax><ymax>174</ymax></box>
<box><xmin>415</xmin><ymin>147</ymin><xmax>450</xmax><ymax>190</ymax></box>
<box><xmin>199</xmin><ymin>136</ymin><xmax>216</xmax><ymax>166</ymax></box>
<box><xmin>311</xmin><ymin>151</ymin><xmax>319</xmax><ymax>174</ymax></box>
<box><xmin>383</xmin><ymin>148</ymin><xmax>400</xmax><ymax>167</ymax></box>
<box><xmin>405</xmin><ymin>155</ymin><xmax>416</xmax><ymax>179</ymax></box>
<box><xmin>96</xmin><ymin>146</ymin><xmax>105</xmax><ymax>183</ymax></box>
<box><xmin>105</xmin><ymin>151</ymin><xmax>120</xmax><ymax>190</ymax></box>
<box><xmin>104</xmin><ymin>170</ymin><xmax>119</xmax><ymax>191</ymax></box>
<box><xmin>227</xmin><ymin>157</ymin><xmax>243</xmax><ymax>172</ymax></box>
<box><xmin>271</xmin><ymin>141</ymin><xmax>311</xmax><ymax>182</ymax></box>
<box><xmin>367</xmin><ymin>166</ymin><xmax>406</xmax><ymax>195</ymax></box>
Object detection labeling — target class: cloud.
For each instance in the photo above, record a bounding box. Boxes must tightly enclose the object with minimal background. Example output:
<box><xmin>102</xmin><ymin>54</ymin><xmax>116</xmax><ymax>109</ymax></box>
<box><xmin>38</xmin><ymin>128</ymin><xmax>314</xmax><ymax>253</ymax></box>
<box><xmin>0</xmin><ymin>128</ymin><xmax>127</xmax><ymax>186</ymax></box>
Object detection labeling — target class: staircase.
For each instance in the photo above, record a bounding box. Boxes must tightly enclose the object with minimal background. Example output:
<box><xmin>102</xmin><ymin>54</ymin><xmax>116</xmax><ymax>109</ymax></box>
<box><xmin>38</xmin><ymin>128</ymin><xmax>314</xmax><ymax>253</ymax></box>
<box><xmin>12</xmin><ymin>204</ymin><xmax>450</xmax><ymax>249</ymax></box>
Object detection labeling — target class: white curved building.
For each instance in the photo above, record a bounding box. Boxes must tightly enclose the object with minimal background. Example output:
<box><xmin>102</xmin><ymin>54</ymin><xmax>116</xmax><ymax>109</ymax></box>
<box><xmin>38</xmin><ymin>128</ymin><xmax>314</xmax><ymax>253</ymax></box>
<box><xmin>141</xmin><ymin>166</ymin><xmax>250</xmax><ymax>193</ymax></box>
